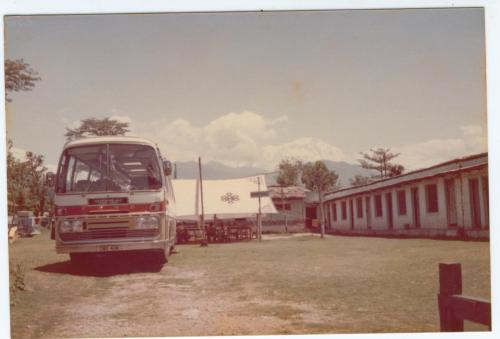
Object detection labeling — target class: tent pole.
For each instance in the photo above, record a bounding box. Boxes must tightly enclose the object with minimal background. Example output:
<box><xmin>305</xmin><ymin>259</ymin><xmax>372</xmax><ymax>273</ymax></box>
<box><xmin>199</xmin><ymin>157</ymin><xmax>207</xmax><ymax>246</ymax></box>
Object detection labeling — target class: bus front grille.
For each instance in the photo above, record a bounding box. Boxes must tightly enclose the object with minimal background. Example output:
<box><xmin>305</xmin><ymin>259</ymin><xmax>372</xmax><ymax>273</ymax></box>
<box><xmin>59</xmin><ymin>228</ymin><xmax>159</xmax><ymax>241</ymax></box>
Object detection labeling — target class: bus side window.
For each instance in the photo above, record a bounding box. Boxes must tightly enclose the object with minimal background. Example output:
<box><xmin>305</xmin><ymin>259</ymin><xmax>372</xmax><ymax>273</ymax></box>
<box><xmin>66</xmin><ymin>157</ymin><xmax>76</xmax><ymax>192</ymax></box>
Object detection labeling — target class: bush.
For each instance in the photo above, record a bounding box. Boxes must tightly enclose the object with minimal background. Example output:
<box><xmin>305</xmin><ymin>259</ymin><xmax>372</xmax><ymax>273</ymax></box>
<box><xmin>9</xmin><ymin>261</ymin><xmax>26</xmax><ymax>303</ymax></box>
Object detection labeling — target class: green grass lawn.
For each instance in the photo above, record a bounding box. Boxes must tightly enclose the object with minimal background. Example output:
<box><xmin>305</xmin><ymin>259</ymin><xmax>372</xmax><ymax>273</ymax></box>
<box><xmin>8</xmin><ymin>229</ymin><xmax>491</xmax><ymax>337</ymax></box>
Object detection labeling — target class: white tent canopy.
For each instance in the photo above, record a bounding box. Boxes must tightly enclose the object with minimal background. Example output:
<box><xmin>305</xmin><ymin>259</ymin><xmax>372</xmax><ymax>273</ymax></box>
<box><xmin>172</xmin><ymin>175</ymin><xmax>277</xmax><ymax>220</ymax></box>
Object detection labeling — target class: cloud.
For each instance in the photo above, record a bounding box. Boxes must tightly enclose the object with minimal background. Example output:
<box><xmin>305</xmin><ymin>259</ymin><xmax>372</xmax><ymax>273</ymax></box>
<box><xmin>262</xmin><ymin>138</ymin><xmax>346</xmax><ymax>168</ymax></box>
<box><xmin>135</xmin><ymin>111</ymin><xmax>346</xmax><ymax>170</ymax></box>
<box><xmin>109</xmin><ymin>115</ymin><xmax>133</xmax><ymax>125</ymax></box>
<box><xmin>394</xmin><ymin>125</ymin><xmax>487</xmax><ymax>170</ymax></box>
<box><xmin>56</xmin><ymin>112</ymin><xmax>486</xmax><ymax>173</ymax></box>
<box><xmin>270</xmin><ymin>115</ymin><xmax>289</xmax><ymax>125</ymax></box>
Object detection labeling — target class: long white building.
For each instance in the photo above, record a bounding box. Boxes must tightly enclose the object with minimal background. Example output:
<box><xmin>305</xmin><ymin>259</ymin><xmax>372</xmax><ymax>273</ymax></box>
<box><xmin>323</xmin><ymin>153</ymin><xmax>489</xmax><ymax>239</ymax></box>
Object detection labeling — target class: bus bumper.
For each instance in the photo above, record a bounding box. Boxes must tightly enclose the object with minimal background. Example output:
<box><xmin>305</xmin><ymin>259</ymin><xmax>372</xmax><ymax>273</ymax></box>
<box><xmin>56</xmin><ymin>239</ymin><xmax>168</xmax><ymax>254</ymax></box>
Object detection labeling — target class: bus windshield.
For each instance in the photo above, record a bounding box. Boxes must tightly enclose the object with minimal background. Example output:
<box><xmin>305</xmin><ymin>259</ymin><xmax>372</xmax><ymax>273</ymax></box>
<box><xmin>56</xmin><ymin>143</ymin><xmax>162</xmax><ymax>193</ymax></box>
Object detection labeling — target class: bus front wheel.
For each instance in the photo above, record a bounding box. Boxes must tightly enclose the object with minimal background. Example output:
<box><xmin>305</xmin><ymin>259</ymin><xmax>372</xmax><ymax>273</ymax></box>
<box><xmin>153</xmin><ymin>247</ymin><xmax>169</xmax><ymax>264</ymax></box>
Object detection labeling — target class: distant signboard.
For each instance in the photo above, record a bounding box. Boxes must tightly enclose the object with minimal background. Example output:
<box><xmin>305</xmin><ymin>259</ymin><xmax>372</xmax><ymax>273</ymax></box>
<box><xmin>250</xmin><ymin>191</ymin><xmax>269</xmax><ymax>198</ymax></box>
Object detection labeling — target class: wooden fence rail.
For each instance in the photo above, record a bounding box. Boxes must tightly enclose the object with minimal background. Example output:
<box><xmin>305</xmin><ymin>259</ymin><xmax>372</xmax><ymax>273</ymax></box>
<box><xmin>438</xmin><ymin>263</ymin><xmax>491</xmax><ymax>331</ymax></box>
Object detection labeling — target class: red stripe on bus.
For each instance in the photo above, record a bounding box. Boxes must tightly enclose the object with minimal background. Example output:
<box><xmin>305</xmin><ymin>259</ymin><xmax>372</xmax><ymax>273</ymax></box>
<box><xmin>55</xmin><ymin>202</ymin><xmax>165</xmax><ymax>216</ymax></box>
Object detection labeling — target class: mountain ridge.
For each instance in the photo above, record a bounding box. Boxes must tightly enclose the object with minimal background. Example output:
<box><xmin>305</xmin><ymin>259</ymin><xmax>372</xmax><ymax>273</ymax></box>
<box><xmin>174</xmin><ymin>160</ymin><xmax>376</xmax><ymax>187</ymax></box>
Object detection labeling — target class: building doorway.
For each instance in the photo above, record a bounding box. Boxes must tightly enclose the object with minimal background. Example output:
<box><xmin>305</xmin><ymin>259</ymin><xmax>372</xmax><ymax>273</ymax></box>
<box><xmin>325</xmin><ymin>204</ymin><xmax>331</xmax><ymax>230</ymax></box>
<box><xmin>411</xmin><ymin>187</ymin><xmax>421</xmax><ymax>228</ymax></box>
<box><xmin>469</xmin><ymin>178</ymin><xmax>481</xmax><ymax>229</ymax></box>
<box><xmin>445</xmin><ymin>178</ymin><xmax>458</xmax><ymax>227</ymax></box>
<box><xmin>365</xmin><ymin>197</ymin><xmax>371</xmax><ymax>229</ymax></box>
<box><xmin>349</xmin><ymin>199</ymin><xmax>355</xmax><ymax>229</ymax></box>
<box><xmin>305</xmin><ymin>206</ymin><xmax>317</xmax><ymax>229</ymax></box>
<box><xmin>482</xmin><ymin>176</ymin><xmax>489</xmax><ymax>229</ymax></box>
<box><xmin>385</xmin><ymin>193</ymin><xmax>393</xmax><ymax>230</ymax></box>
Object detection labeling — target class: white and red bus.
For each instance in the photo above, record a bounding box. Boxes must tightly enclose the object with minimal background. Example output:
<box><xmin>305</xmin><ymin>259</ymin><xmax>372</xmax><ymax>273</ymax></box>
<box><xmin>51</xmin><ymin>136</ymin><xmax>176</xmax><ymax>264</ymax></box>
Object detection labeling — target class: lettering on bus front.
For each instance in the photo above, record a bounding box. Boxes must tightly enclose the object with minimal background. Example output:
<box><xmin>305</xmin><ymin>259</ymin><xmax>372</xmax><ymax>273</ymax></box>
<box><xmin>88</xmin><ymin>197</ymin><xmax>129</xmax><ymax>205</ymax></box>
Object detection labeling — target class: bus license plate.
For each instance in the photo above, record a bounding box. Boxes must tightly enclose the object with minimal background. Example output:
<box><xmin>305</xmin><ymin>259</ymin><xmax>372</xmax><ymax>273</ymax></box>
<box><xmin>98</xmin><ymin>245</ymin><xmax>120</xmax><ymax>252</ymax></box>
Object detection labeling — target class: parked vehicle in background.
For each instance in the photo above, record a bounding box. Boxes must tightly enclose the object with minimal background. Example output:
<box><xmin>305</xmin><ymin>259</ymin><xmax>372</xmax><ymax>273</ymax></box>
<box><xmin>50</xmin><ymin>136</ymin><xmax>177</xmax><ymax>264</ymax></box>
<box><xmin>40</xmin><ymin>212</ymin><xmax>51</xmax><ymax>228</ymax></box>
<box><xmin>15</xmin><ymin>210</ymin><xmax>41</xmax><ymax>237</ymax></box>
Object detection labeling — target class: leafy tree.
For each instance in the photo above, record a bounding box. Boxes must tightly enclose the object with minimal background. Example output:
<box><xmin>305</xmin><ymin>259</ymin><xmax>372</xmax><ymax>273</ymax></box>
<box><xmin>301</xmin><ymin>161</ymin><xmax>339</xmax><ymax>238</ymax></box>
<box><xmin>276</xmin><ymin>158</ymin><xmax>303</xmax><ymax>186</ymax></box>
<box><xmin>7</xmin><ymin>140</ymin><xmax>49</xmax><ymax>216</ymax></box>
<box><xmin>64</xmin><ymin>117</ymin><xmax>130</xmax><ymax>141</ymax></box>
<box><xmin>388</xmin><ymin>164</ymin><xmax>405</xmax><ymax>177</ymax></box>
<box><xmin>5</xmin><ymin>59</ymin><xmax>41</xmax><ymax>102</ymax></box>
<box><xmin>358</xmin><ymin>148</ymin><xmax>404</xmax><ymax>179</ymax></box>
<box><xmin>7</xmin><ymin>139</ymin><xmax>22</xmax><ymax>212</ymax></box>
<box><xmin>349</xmin><ymin>174</ymin><xmax>373</xmax><ymax>187</ymax></box>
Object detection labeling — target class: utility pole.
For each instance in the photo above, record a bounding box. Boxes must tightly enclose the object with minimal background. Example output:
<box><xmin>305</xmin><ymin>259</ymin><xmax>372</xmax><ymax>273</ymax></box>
<box><xmin>281</xmin><ymin>185</ymin><xmax>288</xmax><ymax>233</ymax></box>
<box><xmin>250</xmin><ymin>175</ymin><xmax>269</xmax><ymax>242</ymax></box>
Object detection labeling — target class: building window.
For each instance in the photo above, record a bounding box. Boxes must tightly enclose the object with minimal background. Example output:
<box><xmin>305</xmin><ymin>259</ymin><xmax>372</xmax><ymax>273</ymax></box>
<box><xmin>275</xmin><ymin>203</ymin><xmax>291</xmax><ymax>211</ymax></box>
<box><xmin>356</xmin><ymin>197</ymin><xmax>363</xmax><ymax>218</ymax></box>
<box><xmin>341</xmin><ymin>201</ymin><xmax>347</xmax><ymax>220</ymax></box>
<box><xmin>425</xmin><ymin>184</ymin><xmax>439</xmax><ymax>213</ymax></box>
<box><xmin>374</xmin><ymin>194</ymin><xmax>383</xmax><ymax>217</ymax></box>
<box><xmin>397</xmin><ymin>190</ymin><xmax>407</xmax><ymax>215</ymax></box>
<box><xmin>332</xmin><ymin>203</ymin><xmax>337</xmax><ymax>221</ymax></box>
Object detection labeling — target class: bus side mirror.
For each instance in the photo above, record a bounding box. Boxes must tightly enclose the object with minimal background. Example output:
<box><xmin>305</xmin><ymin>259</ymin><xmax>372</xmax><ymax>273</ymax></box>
<box><xmin>46</xmin><ymin>172</ymin><xmax>55</xmax><ymax>186</ymax></box>
<box><xmin>163</xmin><ymin>160</ymin><xmax>172</xmax><ymax>176</ymax></box>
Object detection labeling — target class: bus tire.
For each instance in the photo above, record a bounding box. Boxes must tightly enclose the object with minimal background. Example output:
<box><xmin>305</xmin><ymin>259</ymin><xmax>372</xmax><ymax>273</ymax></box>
<box><xmin>171</xmin><ymin>235</ymin><xmax>177</xmax><ymax>252</ymax></box>
<box><xmin>153</xmin><ymin>248</ymin><xmax>168</xmax><ymax>264</ymax></box>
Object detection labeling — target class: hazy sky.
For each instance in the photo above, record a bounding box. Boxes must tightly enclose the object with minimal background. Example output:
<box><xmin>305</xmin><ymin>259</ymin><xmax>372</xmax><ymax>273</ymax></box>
<box><xmin>4</xmin><ymin>8</ymin><xmax>487</xmax><ymax>171</ymax></box>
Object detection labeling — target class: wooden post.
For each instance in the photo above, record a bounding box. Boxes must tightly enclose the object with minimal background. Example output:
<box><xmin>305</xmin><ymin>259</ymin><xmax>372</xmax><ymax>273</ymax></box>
<box><xmin>438</xmin><ymin>263</ymin><xmax>463</xmax><ymax>331</ymax></box>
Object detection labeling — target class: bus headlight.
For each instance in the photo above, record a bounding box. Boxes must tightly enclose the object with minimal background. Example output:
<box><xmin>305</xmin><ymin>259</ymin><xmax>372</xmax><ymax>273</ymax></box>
<box><xmin>60</xmin><ymin>220</ymin><xmax>73</xmax><ymax>233</ymax></box>
<box><xmin>134</xmin><ymin>215</ymin><xmax>160</xmax><ymax>229</ymax></box>
<box><xmin>59</xmin><ymin>219</ymin><xmax>84</xmax><ymax>233</ymax></box>
<box><xmin>146</xmin><ymin>215</ymin><xmax>160</xmax><ymax>229</ymax></box>
<box><xmin>135</xmin><ymin>216</ymin><xmax>148</xmax><ymax>229</ymax></box>
<box><xmin>72</xmin><ymin>219</ymin><xmax>83</xmax><ymax>232</ymax></box>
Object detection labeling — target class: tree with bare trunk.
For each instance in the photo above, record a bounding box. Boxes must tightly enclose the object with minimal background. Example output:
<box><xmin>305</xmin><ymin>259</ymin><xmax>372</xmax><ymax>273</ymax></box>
<box><xmin>301</xmin><ymin>161</ymin><xmax>339</xmax><ymax>238</ymax></box>
<box><xmin>358</xmin><ymin>148</ymin><xmax>404</xmax><ymax>179</ymax></box>
<box><xmin>276</xmin><ymin>158</ymin><xmax>303</xmax><ymax>187</ymax></box>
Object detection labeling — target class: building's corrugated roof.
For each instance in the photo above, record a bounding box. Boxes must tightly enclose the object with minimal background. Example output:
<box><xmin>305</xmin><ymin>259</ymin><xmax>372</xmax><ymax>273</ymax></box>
<box><xmin>268</xmin><ymin>185</ymin><xmax>307</xmax><ymax>199</ymax></box>
<box><xmin>325</xmin><ymin>152</ymin><xmax>487</xmax><ymax>201</ymax></box>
